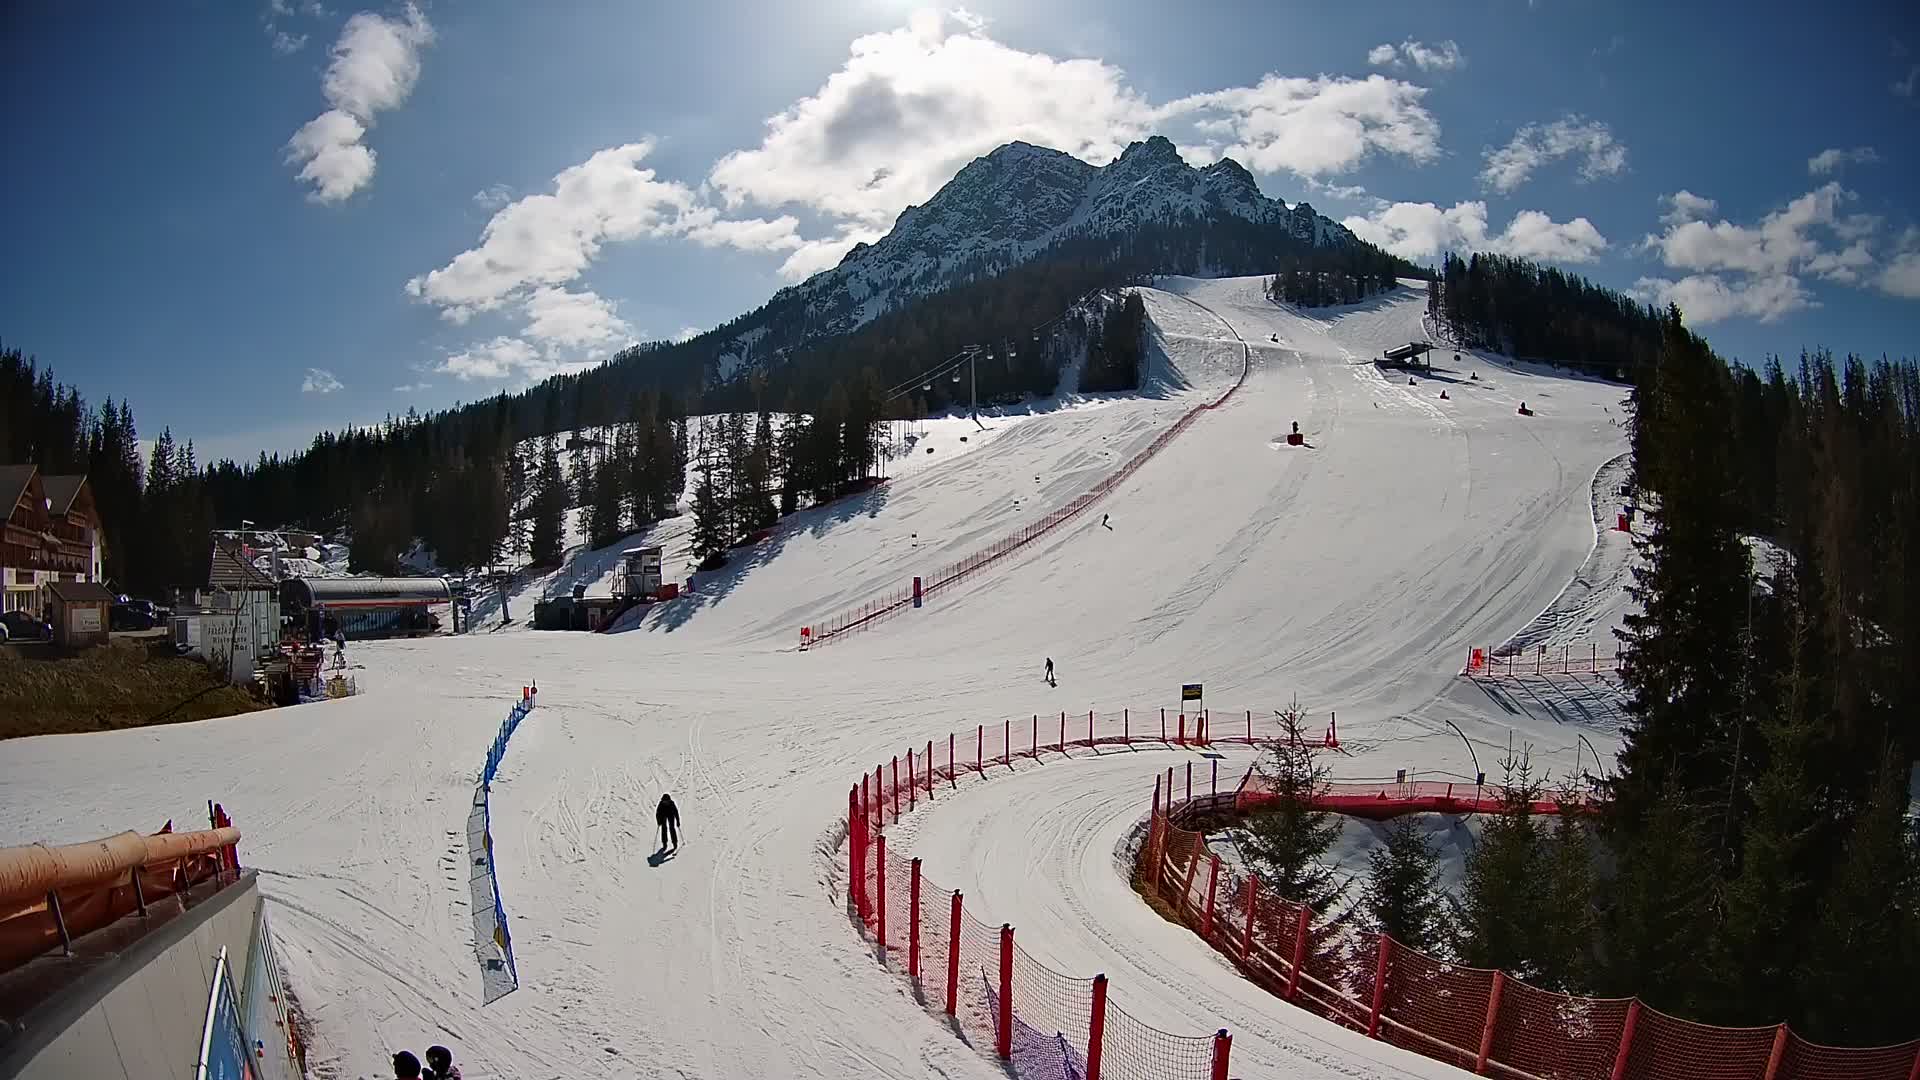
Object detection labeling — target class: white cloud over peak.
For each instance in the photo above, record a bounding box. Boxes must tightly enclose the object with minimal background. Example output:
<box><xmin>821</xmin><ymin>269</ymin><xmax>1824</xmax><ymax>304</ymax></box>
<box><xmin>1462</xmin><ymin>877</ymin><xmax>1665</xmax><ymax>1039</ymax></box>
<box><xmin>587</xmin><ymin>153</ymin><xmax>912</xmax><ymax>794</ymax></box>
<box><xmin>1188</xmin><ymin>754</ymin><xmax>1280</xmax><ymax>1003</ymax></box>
<box><xmin>675</xmin><ymin>326</ymin><xmax>703</xmax><ymax>343</ymax></box>
<box><xmin>473</xmin><ymin>184</ymin><xmax>513</xmax><ymax>210</ymax></box>
<box><xmin>412</xmin><ymin>7</ymin><xmax>1448</xmax><ymax>326</ymax></box>
<box><xmin>284</xmin><ymin>5</ymin><xmax>433</xmax><ymax>203</ymax></box>
<box><xmin>703</xmin><ymin>11</ymin><xmax>1440</xmax><ymax>270</ymax></box>
<box><xmin>1342</xmin><ymin>201</ymin><xmax>1608</xmax><ymax>263</ymax></box>
<box><xmin>270</xmin><ymin>30</ymin><xmax>308</xmax><ymax>55</ymax></box>
<box><xmin>1807</xmin><ymin>146</ymin><xmax>1879</xmax><ymax>174</ymax></box>
<box><xmin>1480</xmin><ymin>115</ymin><xmax>1627</xmax><ymax>193</ymax></box>
<box><xmin>1366</xmin><ymin>39</ymin><xmax>1466</xmax><ymax>72</ymax></box>
<box><xmin>1634</xmin><ymin>181</ymin><xmax>1917</xmax><ymax>322</ymax></box>
<box><xmin>301</xmin><ymin>368</ymin><xmax>344</xmax><ymax>394</ymax></box>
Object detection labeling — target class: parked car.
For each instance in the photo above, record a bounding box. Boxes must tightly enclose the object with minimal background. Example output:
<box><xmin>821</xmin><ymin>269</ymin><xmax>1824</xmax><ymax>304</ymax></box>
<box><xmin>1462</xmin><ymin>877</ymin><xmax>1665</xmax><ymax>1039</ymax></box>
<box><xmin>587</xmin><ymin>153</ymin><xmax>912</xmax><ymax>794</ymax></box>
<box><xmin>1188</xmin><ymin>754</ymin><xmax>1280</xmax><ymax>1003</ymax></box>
<box><xmin>110</xmin><ymin>597</ymin><xmax>171</xmax><ymax>631</ymax></box>
<box><xmin>0</xmin><ymin>611</ymin><xmax>52</xmax><ymax>642</ymax></box>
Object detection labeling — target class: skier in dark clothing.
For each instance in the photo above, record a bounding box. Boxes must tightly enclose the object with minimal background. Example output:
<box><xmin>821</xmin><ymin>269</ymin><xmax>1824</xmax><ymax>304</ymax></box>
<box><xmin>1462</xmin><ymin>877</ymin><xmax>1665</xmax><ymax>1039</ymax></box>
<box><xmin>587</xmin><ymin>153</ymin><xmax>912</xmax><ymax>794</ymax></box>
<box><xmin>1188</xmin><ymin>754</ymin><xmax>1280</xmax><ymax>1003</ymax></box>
<box><xmin>1101</xmin><ymin>513</ymin><xmax>1112</xmax><ymax>530</ymax></box>
<box><xmin>657</xmin><ymin>794</ymin><xmax>681</xmax><ymax>850</ymax></box>
<box><xmin>1044</xmin><ymin>657</ymin><xmax>1055</xmax><ymax>685</ymax></box>
<box><xmin>424</xmin><ymin>1045</ymin><xmax>462</xmax><ymax>1080</ymax></box>
<box><xmin>392</xmin><ymin>1050</ymin><xmax>423</xmax><ymax>1079</ymax></box>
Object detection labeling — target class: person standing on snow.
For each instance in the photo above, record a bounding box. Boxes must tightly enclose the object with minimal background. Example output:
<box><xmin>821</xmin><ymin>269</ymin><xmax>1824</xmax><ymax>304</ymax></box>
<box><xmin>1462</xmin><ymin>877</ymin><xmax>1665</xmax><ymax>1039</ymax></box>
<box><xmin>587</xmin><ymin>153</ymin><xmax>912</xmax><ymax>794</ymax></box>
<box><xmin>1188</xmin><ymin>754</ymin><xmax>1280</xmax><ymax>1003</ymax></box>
<box><xmin>1044</xmin><ymin>657</ymin><xmax>1055</xmax><ymax>685</ymax></box>
<box><xmin>657</xmin><ymin>793</ymin><xmax>681</xmax><ymax>850</ymax></box>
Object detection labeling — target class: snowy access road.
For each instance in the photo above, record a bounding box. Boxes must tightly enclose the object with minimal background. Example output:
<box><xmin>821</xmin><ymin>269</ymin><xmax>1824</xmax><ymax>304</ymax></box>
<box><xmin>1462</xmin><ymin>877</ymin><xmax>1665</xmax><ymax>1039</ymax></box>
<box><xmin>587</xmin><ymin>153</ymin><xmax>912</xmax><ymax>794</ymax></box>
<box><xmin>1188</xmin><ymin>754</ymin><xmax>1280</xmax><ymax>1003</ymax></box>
<box><xmin>0</xmin><ymin>278</ymin><xmax>1630</xmax><ymax>1079</ymax></box>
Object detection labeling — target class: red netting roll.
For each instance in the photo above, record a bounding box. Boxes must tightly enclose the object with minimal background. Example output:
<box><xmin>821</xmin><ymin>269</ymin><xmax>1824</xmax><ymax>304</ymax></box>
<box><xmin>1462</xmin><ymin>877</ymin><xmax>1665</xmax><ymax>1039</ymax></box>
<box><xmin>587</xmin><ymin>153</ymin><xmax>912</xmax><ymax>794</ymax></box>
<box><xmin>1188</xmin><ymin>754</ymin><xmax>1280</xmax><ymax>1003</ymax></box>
<box><xmin>1099</xmin><ymin>998</ymin><xmax>1218</xmax><ymax>1080</ymax></box>
<box><xmin>1777</xmin><ymin>1032</ymin><xmax>1920</xmax><ymax>1080</ymax></box>
<box><xmin>1622</xmin><ymin>1004</ymin><xmax>1777</xmax><ymax>1080</ymax></box>
<box><xmin>1487</xmin><ymin>978</ymin><xmax>1631</xmax><ymax>1080</ymax></box>
<box><xmin>1377</xmin><ymin>939</ymin><xmax>1494</xmax><ymax>1072</ymax></box>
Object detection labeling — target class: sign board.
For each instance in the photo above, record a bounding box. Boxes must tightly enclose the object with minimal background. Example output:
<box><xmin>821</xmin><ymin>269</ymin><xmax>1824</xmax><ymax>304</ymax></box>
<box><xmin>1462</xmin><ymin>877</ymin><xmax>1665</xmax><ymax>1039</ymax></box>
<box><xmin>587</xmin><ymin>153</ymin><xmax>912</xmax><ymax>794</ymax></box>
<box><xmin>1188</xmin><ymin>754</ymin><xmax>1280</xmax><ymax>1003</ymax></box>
<box><xmin>1181</xmin><ymin>683</ymin><xmax>1203</xmax><ymax>702</ymax></box>
<box><xmin>70</xmin><ymin>606</ymin><xmax>102</xmax><ymax>634</ymax></box>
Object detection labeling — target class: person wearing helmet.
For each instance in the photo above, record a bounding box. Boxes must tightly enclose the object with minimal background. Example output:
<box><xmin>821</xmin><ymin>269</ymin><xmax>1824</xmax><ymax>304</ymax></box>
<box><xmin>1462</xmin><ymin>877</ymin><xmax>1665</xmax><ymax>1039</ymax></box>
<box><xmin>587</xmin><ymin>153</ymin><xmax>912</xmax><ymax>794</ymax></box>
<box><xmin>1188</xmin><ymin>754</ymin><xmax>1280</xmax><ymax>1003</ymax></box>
<box><xmin>657</xmin><ymin>793</ymin><xmax>681</xmax><ymax>850</ymax></box>
<box><xmin>424</xmin><ymin>1045</ymin><xmax>463</xmax><ymax>1079</ymax></box>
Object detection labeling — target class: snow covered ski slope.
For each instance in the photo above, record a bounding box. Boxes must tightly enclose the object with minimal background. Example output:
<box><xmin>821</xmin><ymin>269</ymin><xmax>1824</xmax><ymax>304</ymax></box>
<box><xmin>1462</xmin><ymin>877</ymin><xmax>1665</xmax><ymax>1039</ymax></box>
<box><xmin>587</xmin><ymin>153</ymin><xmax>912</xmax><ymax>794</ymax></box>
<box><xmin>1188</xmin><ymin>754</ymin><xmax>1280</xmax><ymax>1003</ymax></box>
<box><xmin>0</xmin><ymin>277</ymin><xmax>1633</xmax><ymax>1079</ymax></box>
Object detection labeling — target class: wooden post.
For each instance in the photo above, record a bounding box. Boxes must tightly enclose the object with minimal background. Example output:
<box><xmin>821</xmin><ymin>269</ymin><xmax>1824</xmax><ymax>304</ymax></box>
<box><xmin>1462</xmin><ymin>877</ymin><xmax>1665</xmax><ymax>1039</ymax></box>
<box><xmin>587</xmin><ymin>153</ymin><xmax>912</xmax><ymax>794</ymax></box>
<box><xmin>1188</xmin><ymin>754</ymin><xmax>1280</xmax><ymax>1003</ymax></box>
<box><xmin>1367</xmin><ymin>935</ymin><xmax>1391</xmax><ymax>1038</ymax></box>
<box><xmin>909</xmin><ymin>858</ymin><xmax>922</xmax><ymax>979</ymax></box>
<box><xmin>1160</xmin><ymin>707</ymin><xmax>1166</xmax><ymax>742</ymax></box>
<box><xmin>1032</xmin><ymin>715</ymin><xmax>1039</xmax><ymax>758</ymax></box>
<box><xmin>1088</xmin><ymin>709</ymin><xmax>1094</xmax><ymax>748</ymax></box>
<box><xmin>1608</xmin><ymin>1000</ymin><xmax>1641</xmax><ymax>1080</ymax></box>
<box><xmin>1247</xmin><ymin>709</ymin><xmax>1252</xmax><ymax>743</ymax></box>
<box><xmin>1286</xmin><ymin>905</ymin><xmax>1310</xmax><ymax>1001</ymax></box>
<box><xmin>997</xmin><ymin>925</ymin><xmax>1015</xmax><ymax>1060</ymax></box>
<box><xmin>1179</xmin><ymin>843</ymin><xmax>1202</xmax><ymax>923</ymax></box>
<box><xmin>1004</xmin><ymin>718</ymin><xmax>1010</xmax><ymax>766</ymax></box>
<box><xmin>1124</xmin><ymin>708</ymin><xmax>1129</xmax><ymax>743</ymax></box>
<box><xmin>927</xmin><ymin>740</ymin><xmax>935</xmax><ymax>799</ymax></box>
<box><xmin>1059</xmin><ymin>711</ymin><xmax>1066</xmax><ymax>751</ymax></box>
<box><xmin>1475</xmin><ymin>970</ymin><xmax>1505</xmax><ymax>1074</ymax></box>
<box><xmin>1761</xmin><ymin>1025</ymin><xmax>1789</xmax><ymax>1080</ymax></box>
<box><xmin>892</xmin><ymin>756</ymin><xmax>900</xmax><ymax>822</ymax></box>
<box><xmin>907</xmin><ymin>749</ymin><xmax>916</xmax><ymax>811</ymax></box>
<box><xmin>876</xmin><ymin>834</ymin><xmax>888</xmax><ymax>957</ymax></box>
<box><xmin>1202</xmin><ymin>855</ymin><xmax>1222</xmax><ymax>938</ymax></box>
<box><xmin>1210</xmin><ymin>1030</ymin><xmax>1231</xmax><ymax>1080</ymax></box>
<box><xmin>1211</xmin><ymin>758</ymin><xmax>1218</xmax><ymax>797</ymax></box>
<box><xmin>1186</xmin><ymin>760</ymin><xmax>1193</xmax><ymax>803</ymax></box>
<box><xmin>976</xmin><ymin>724</ymin><xmax>983</xmax><ymax>772</ymax></box>
<box><xmin>949</xmin><ymin>733</ymin><xmax>956</xmax><ymax>789</ymax></box>
<box><xmin>945</xmin><ymin>891</ymin><xmax>963</xmax><ymax>1017</ymax></box>
<box><xmin>1087</xmin><ymin>973</ymin><xmax>1108</xmax><ymax>1080</ymax></box>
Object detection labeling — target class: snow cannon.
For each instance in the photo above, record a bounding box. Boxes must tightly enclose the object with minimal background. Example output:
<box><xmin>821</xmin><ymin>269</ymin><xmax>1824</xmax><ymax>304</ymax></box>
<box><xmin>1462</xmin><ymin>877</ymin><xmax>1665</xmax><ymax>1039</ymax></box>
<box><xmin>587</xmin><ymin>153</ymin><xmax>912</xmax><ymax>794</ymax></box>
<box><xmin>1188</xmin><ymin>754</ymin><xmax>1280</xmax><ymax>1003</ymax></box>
<box><xmin>1517</xmin><ymin>401</ymin><xmax>1534</xmax><ymax>417</ymax></box>
<box><xmin>1286</xmin><ymin>420</ymin><xmax>1304</xmax><ymax>446</ymax></box>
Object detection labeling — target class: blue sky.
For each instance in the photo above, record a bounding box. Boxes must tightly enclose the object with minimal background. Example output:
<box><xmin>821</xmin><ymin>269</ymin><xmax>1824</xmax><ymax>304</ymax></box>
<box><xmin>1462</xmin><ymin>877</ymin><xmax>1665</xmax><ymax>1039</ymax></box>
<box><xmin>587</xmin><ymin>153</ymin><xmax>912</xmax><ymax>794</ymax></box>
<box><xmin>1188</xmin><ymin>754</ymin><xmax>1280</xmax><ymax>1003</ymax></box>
<box><xmin>2</xmin><ymin>1</ymin><xmax>1915</xmax><ymax>464</ymax></box>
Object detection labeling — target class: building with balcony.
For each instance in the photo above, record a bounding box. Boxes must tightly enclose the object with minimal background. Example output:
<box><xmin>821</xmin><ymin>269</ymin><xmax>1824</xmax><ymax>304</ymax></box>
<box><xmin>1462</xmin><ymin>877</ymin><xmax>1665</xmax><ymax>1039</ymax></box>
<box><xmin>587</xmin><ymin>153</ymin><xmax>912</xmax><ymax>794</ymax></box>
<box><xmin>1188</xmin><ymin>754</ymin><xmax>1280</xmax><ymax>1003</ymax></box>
<box><xmin>1</xmin><ymin>465</ymin><xmax>105</xmax><ymax>616</ymax></box>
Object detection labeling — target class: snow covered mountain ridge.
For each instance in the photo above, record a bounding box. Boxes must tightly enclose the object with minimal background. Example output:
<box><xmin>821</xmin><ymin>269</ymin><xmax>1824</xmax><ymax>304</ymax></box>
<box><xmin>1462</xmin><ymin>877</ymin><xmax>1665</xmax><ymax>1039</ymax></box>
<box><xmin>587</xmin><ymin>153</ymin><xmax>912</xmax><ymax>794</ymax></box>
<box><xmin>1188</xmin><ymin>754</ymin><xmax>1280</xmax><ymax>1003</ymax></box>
<box><xmin>706</xmin><ymin>136</ymin><xmax>1361</xmax><ymax>379</ymax></box>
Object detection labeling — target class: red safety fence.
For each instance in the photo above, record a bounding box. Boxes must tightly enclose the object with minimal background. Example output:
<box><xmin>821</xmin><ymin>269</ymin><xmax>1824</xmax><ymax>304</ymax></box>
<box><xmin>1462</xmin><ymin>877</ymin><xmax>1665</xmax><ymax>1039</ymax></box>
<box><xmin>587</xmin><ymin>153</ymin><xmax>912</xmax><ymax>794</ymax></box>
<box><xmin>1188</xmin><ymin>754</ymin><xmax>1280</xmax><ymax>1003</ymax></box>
<box><xmin>804</xmin><ymin>333</ymin><xmax>1253</xmax><ymax>649</ymax></box>
<box><xmin>1466</xmin><ymin>641</ymin><xmax>1623</xmax><ymax>677</ymax></box>
<box><xmin>1140</xmin><ymin>782</ymin><xmax>1920</xmax><ymax>1080</ymax></box>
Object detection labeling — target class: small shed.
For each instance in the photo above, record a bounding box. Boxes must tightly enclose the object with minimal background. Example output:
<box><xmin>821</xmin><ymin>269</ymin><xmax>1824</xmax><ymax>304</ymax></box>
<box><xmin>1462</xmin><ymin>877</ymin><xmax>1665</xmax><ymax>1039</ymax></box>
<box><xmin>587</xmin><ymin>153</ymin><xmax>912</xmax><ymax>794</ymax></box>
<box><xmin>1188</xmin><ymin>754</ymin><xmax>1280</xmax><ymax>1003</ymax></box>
<box><xmin>45</xmin><ymin>580</ymin><xmax>113</xmax><ymax>648</ymax></box>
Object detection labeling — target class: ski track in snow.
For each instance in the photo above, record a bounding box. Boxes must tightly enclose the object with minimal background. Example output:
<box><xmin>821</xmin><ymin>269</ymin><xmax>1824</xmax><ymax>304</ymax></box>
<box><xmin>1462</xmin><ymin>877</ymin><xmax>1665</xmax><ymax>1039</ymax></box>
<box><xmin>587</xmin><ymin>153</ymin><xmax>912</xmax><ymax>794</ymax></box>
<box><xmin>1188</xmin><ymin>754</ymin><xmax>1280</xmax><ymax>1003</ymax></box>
<box><xmin>0</xmin><ymin>278</ymin><xmax>1632</xmax><ymax>1080</ymax></box>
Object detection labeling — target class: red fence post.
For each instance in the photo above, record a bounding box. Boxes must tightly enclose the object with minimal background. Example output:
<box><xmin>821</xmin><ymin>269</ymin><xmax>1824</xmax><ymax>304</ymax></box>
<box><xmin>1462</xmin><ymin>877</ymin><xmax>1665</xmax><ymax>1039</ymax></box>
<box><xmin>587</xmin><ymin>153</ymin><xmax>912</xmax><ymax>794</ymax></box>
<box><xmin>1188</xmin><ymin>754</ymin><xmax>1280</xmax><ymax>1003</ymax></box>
<box><xmin>1088</xmin><ymin>709</ymin><xmax>1094</xmax><ymax>748</ymax></box>
<box><xmin>876</xmin><ymin>834</ymin><xmax>888</xmax><ymax>958</ymax></box>
<box><xmin>976</xmin><ymin>724</ymin><xmax>983</xmax><ymax>772</ymax></box>
<box><xmin>1475</xmin><ymin>970</ymin><xmax>1506</xmax><ymax>1075</ymax></box>
<box><xmin>1087</xmin><ymin>973</ymin><xmax>1108</xmax><ymax>1080</ymax></box>
<box><xmin>1907</xmin><ymin>1045</ymin><xmax>1920</xmax><ymax>1080</ymax></box>
<box><xmin>1161</xmin><ymin>708</ymin><xmax>1166</xmax><ymax>742</ymax></box>
<box><xmin>1059</xmin><ymin>711</ymin><xmax>1066</xmax><ymax>751</ymax></box>
<box><xmin>1367</xmin><ymin>935</ymin><xmax>1392</xmax><ymax>1038</ymax></box>
<box><xmin>1202</xmin><ymin>855</ymin><xmax>1222</xmax><ymax>938</ymax></box>
<box><xmin>950</xmin><ymin>733</ymin><xmax>956</xmax><ymax>789</ymax></box>
<box><xmin>907</xmin><ymin>749</ymin><xmax>916</xmax><ymax>811</ymax></box>
<box><xmin>1032</xmin><ymin>715</ymin><xmax>1039</xmax><ymax>758</ymax></box>
<box><xmin>849</xmin><ymin>785</ymin><xmax>863</xmax><ymax>917</ymax></box>
<box><xmin>1608</xmin><ymin>1000</ymin><xmax>1641</xmax><ymax>1080</ymax></box>
<box><xmin>1247</xmin><ymin>709</ymin><xmax>1252</xmax><ymax>743</ymax></box>
<box><xmin>1177</xmin><ymin>712</ymin><xmax>1186</xmax><ymax>745</ymax></box>
<box><xmin>1761</xmin><ymin>1025</ymin><xmax>1788</xmax><ymax>1080</ymax></box>
<box><xmin>893</xmin><ymin>756</ymin><xmax>901</xmax><ymax>821</ymax></box>
<box><xmin>1186</xmin><ymin>760</ymin><xmax>1193</xmax><ymax>803</ymax></box>
<box><xmin>1004</xmin><ymin>718</ymin><xmax>1010</xmax><ymax>765</ymax></box>
<box><xmin>908</xmin><ymin>858</ymin><xmax>922</xmax><ymax>979</ymax></box>
<box><xmin>1210</xmin><ymin>1029</ymin><xmax>1231</xmax><ymax>1080</ymax></box>
<box><xmin>874</xmin><ymin>765</ymin><xmax>883</xmax><ymax>830</ymax></box>
<box><xmin>1124</xmin><ymin>708</ymin><xmax>1129</xmax><ymax>743</ymax></box>
<box><xmin>927</xmin><ymin>740</ymin><xmax>935</xmax><ymax>799</ymax></box>
<box><xmin>997</xmin><ymin>925</ymin><xmax>1015</xmax><ymax>1060</ymax></box>
<box><xmin>945</xmin><ymin>891</ymin><xmax>963</xmax><ymax>1017</ymax></box>
<box><xmin>1286</xmin><ymin>905</ymin><xmax>1311</xmax><ymax>1000</ymax></box>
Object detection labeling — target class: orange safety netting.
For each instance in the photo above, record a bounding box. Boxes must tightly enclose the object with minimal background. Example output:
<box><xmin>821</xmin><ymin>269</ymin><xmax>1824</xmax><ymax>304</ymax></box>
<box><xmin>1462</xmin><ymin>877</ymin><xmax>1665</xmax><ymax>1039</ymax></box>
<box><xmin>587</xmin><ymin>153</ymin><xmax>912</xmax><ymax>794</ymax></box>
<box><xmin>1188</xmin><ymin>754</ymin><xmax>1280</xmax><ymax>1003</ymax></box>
<box><xmin>1143</xmin><ymin>788</ymin><xmax>1920</xmax><ymax>1080</ymax></box>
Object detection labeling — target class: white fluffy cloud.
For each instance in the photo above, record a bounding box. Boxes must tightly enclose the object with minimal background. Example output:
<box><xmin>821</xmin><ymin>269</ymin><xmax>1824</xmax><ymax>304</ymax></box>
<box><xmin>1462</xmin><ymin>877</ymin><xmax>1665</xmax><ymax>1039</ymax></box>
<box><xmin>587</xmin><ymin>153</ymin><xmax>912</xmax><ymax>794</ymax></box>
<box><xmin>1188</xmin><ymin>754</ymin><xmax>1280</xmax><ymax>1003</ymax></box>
<box><xmin>1635</xmin><ymin>182</ymin><xmax>1917</xmax><ymax>322</ymax></box>
<box><xmin>472</xmin><ymin>184</ymin><xmax>513</xmax><ymax>210</ymax></box>
<box><xmin>1630</xmin><ymin>274</ymin><xmax>1814</xmax><ymax>324</ymax></box>
<box><xmin>522</xmin><ymin>287</ymin><xmax>633</xmax><ymax>352</ymax></box>
<box><xmin>1480</xmin><ymin>115</ymin><xmax>1627</xmax><ymax>193</ymax></box>
<box><xmin>270</xmin><ymin>30</ymin><xmax>308</xmax><ymax>55</ymax></box>
<box><xmin>1342</xmin><ymin>201</ymin><xmax>1608</xmax><ymax>263</ymax></box>
<box><xmin>284</xmin><ymin>5</ymin><xmax>433</xmax><ymax>203</ymax></box>
<box><xmin>438</xmin><ymin>337</ymin><xmax>548</xmax><ymax>381</ymax></box>
<box><xmin>1807</xmin><ymin>146</ymin><xmax>1879</xmax><ymax>174</ymax></box>
<box><xmin>1658</xmin><ymin>190</ymin><xmax>1717</xmax><ymax>226</ymax></box>
<box><xmin>702</xmin><ymin>11</ymin><xmax>1439</xmax><ymax>271</ymax></box>
<box><xmin>675</xmin><ymin>326</ymin><xmax>703</xmax><ymax>343</ymax></box>
<box><xmin>1366</xmin><ymin>39</ymin><xmax>1466</xmax><ymax>72</ymax></box>
<box><xmin>301</xmin><ymin>368</ymin><xmax>344</xmax><ymax>394</ymax></box>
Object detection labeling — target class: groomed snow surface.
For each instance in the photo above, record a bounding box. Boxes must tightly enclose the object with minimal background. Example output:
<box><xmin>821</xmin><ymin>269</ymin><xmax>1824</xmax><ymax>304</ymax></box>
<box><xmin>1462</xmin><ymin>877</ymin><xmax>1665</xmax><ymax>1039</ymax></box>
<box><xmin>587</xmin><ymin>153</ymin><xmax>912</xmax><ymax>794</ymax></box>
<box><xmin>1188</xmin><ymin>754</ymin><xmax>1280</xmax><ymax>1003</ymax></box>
<box><xmin>0</xmin><ymin>277</ymin><xmax>1634</xmax><ymax>1079</ymax></box>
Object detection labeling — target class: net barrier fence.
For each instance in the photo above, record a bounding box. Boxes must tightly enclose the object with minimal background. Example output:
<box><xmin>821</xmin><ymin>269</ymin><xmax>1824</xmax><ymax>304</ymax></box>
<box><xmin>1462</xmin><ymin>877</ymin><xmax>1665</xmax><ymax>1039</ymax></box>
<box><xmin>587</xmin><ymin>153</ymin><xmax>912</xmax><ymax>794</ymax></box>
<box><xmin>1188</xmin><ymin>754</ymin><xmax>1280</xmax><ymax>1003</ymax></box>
<box><xmin>805</xmin><ymin>328</ymin><xmax>1252</xmax><ymax>648</ymax></box>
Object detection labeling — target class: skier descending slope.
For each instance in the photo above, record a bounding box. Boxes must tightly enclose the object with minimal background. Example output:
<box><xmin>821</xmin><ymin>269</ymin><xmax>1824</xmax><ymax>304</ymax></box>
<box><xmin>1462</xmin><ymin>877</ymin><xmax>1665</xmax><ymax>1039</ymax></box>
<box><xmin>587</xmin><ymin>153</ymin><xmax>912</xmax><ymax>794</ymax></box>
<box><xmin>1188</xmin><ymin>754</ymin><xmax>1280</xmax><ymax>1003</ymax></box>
<box><xmin>657</xmin><ymin>793</ymin><xmax>681</xmax><ymax>850</ymax></box>
<box><xmin>1044</xmin><ymin>657</ymin><xmax>1056</xmax><ymax>686</ymax></box>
